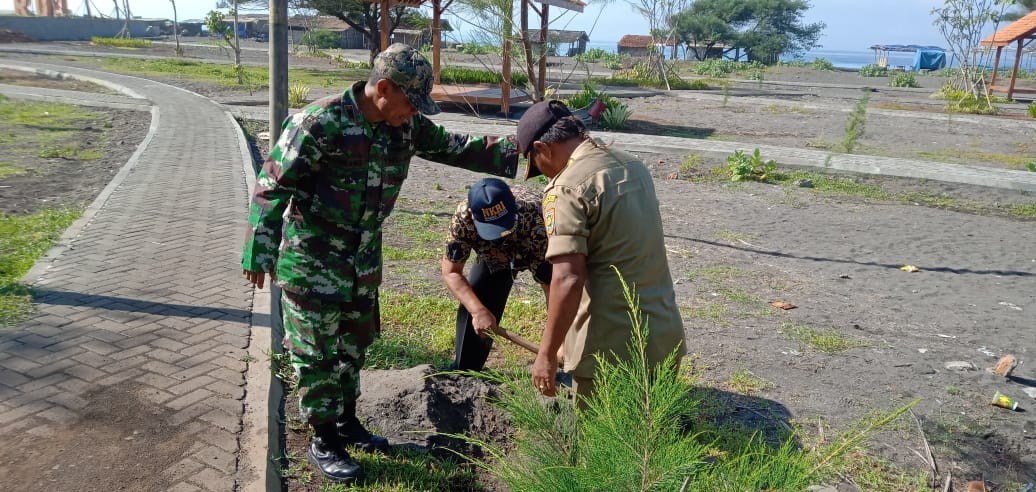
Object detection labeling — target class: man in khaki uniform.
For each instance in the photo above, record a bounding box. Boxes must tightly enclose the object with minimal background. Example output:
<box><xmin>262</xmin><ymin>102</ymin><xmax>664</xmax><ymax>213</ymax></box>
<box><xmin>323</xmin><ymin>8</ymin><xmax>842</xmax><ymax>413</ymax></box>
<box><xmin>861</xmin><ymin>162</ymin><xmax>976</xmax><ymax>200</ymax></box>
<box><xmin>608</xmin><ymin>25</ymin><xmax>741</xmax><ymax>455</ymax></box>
<box><xmin>515</xmin><ymin>100</ymin><xmax>686</xmax><ymax>404</ymax></box>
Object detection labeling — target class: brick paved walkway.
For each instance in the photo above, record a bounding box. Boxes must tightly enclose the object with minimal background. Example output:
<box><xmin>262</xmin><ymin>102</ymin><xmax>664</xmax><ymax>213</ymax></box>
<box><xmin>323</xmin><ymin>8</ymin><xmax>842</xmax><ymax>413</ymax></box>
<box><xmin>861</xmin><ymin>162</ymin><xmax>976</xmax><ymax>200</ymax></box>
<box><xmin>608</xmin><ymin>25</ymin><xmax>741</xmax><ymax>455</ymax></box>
<box><xmin>0</xmin><ymin>62</ymin><xmax>257</xmax><ymax>491</ymax></box>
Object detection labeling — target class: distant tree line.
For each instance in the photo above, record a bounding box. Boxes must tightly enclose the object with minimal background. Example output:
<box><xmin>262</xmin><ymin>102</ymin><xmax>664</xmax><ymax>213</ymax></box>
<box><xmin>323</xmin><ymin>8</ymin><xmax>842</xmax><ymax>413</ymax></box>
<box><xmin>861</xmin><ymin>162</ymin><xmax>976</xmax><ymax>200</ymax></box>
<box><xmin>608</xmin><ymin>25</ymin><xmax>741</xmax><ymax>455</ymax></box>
<box><xmin>669</xmin><ymin>0</ymin><xmax>824</xmax><ymax>64</ymax></box>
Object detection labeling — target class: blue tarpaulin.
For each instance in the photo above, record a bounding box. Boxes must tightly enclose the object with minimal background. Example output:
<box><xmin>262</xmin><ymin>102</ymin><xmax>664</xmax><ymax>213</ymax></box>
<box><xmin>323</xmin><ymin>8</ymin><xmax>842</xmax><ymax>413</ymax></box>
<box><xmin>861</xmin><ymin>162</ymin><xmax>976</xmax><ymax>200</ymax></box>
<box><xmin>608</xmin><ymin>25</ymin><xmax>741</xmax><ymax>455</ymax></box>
<box><xmin>913</xmin><ymin>50</ymin><xmax>947</xmax><ymax>70</ymax></box>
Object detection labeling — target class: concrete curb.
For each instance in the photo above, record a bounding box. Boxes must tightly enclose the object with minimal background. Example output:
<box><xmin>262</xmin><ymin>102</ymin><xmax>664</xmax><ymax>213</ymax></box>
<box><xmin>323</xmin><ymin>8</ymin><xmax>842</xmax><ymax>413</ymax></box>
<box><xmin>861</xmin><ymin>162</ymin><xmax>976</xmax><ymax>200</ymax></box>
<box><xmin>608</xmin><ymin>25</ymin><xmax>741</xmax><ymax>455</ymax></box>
<box><xmin>228</xmin><ymin>110</ymin><xmax>276</xmax><ymax>492</ymax></box>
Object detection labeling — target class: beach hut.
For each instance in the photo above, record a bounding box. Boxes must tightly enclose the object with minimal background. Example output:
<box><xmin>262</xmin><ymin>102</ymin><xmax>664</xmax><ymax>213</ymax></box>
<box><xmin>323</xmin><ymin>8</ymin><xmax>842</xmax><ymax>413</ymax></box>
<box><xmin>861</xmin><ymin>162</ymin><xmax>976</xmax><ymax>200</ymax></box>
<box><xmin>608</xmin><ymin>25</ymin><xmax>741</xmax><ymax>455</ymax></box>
<box><xmin>618</xmin><ymin>35</ymin><xmax>675</xmax><ymax>57</ymax></box>
<box><xmin>526</xmin><ymin>29</ymin><xmax>589</xmax><ymax>56</ymax></box>
<box><xmin>980</xmin><ymin>10</ymin><xmax>1036</xmax><ymax>100</ymax></box>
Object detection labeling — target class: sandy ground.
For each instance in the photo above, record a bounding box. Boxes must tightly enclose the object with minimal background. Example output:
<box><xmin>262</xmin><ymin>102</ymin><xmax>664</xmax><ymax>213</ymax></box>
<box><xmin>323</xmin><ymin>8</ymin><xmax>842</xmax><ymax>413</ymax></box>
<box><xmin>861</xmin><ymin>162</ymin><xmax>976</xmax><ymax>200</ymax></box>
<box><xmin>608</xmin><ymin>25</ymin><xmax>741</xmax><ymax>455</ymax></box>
<box><xmin>2</xmin><ymin>44</ymin><xmax>1034</xmax><ymax>489</ymax></box>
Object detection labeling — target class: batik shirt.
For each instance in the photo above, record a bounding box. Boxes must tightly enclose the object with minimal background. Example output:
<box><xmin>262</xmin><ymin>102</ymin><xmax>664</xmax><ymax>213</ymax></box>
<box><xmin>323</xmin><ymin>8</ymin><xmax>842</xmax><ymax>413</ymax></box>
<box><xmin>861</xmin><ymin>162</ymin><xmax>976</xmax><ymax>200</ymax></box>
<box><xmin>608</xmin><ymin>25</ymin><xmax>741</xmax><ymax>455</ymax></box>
<box><xmin>445</xmin><ymin>187</ymin><xmax>550</xmax><ymax>284</ymax></box>
<box><xmin>242</xmin><ymin>81</ymin><xmax>519</xmax><ymax>301</ymax></box>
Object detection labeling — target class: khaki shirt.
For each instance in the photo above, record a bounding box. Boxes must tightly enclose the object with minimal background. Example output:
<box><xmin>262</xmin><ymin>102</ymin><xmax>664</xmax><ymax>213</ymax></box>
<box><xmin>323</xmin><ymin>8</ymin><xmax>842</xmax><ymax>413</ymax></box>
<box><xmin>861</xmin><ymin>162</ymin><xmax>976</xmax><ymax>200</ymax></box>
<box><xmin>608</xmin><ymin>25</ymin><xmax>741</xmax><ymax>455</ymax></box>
<box><xmin>543</xmin><ymin>138</ymin><xmax>686</xmax><ymax>378</ymax></box>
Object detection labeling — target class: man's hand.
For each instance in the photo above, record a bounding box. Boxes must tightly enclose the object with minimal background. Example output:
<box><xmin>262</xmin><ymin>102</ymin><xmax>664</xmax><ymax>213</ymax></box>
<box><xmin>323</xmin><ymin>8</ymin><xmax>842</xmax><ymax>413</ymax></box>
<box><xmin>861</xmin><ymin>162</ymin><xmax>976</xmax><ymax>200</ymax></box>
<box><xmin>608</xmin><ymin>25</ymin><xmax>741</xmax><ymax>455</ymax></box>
<box><xmin>471</xmin><ymin>309</ymin><xmax>499</xmax><ymax>338</ymax></box>
<box><xmin>531</xmin><ymin>352</ymin><xmax>558</xmax><ymax>397</ymax></box>
<box><xmin>243</xmin><ymin>269</ymin><xmax>275</xmax><ymax>289</ymax></box>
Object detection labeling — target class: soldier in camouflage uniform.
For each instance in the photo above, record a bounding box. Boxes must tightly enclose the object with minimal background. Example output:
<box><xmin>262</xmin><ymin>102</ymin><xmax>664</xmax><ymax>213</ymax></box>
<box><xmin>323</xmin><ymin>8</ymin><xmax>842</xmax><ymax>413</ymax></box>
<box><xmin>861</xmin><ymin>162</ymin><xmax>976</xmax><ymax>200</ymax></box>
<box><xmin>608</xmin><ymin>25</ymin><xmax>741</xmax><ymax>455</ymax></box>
<box><xmin>241</xmin><ymin>44</ymin><xmax>519</xmax><ymax>483</ymax></box>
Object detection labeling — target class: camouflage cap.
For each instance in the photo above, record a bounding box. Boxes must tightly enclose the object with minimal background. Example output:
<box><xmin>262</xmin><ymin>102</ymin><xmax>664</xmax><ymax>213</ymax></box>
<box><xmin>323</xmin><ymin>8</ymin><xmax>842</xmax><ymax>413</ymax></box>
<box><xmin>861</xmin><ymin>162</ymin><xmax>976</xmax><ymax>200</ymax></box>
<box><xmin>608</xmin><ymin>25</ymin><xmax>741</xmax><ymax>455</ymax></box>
<box><xmin>372</xmin><ymin>43</ymin><xmax>440</xmax><ymax>115</ymax></box>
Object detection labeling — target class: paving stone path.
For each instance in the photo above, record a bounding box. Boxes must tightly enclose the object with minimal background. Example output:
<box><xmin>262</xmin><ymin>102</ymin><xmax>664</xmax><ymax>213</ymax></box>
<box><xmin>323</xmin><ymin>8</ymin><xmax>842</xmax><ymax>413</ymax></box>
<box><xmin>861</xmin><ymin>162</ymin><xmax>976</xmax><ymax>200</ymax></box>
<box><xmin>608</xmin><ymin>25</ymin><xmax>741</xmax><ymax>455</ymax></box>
<box><xmin>0</xmin><ymin>61</ymin><xmax>257</xmax><ymax>491</ymax></box>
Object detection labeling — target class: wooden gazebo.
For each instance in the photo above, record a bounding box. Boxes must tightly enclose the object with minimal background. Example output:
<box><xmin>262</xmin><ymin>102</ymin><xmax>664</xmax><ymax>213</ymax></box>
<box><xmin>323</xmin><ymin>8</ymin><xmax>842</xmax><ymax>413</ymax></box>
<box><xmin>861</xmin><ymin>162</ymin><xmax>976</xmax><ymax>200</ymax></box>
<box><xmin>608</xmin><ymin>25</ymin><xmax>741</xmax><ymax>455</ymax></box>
<box><xmin>980</xmin><ymin>10</ymin><xmax>1036</xmax><ymax>99</ymax></box>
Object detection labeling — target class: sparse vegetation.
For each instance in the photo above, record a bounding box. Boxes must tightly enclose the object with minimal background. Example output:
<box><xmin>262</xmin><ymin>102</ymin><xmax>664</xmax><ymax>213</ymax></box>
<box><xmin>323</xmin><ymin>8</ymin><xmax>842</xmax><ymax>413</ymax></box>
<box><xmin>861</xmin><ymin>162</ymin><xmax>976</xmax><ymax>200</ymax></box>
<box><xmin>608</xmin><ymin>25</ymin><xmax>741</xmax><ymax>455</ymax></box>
<box><xmin>858</xmin><ymin>64</ymin><xmax>888</xmax><ymax>77</ymax></box>
<box><xmin>599</xmin><ymin>102</ymin><xmax>632</xmax><ymax>130</ymax></box>
<box><xmin>287</xmin><ymin>83</ymin><xmax>310</xmax><ymax>108</ymax></box>
<box><xmin>727</xmin><ymin>148</ymin><xmax>777</xmax><ymax>182</ymax></box>
<box><xmin>1</xmin><ymin>209</ymin><xmax>81</xmax><ymax>326</ymax></box>
<box><xmin>438</xmin><ymin>66</ymin><xmax>528</xmax><ymax>87</ymax></box>
<box><xmin>727</xmin><ymin>367</ymin><xmax>772</xmax><ymax>394</ymax></box>
<box><xmin>91</xmin><ymin>36</ymin><xmax>151</xmax><ymax>48</ymax></box>
<box><xmin>889</xmin><ymin>72</ymin><xmax>921</xmax><ymax>88</ymax></box>
<box><xmin>782</xmin><ymin>322</ymin><xmax>870</xmax><ymax>353</ymax></box>
<box><xmin>841</xmin><ymin>92</ymin><xmax>871</xmax><ymax>153</ymax></box>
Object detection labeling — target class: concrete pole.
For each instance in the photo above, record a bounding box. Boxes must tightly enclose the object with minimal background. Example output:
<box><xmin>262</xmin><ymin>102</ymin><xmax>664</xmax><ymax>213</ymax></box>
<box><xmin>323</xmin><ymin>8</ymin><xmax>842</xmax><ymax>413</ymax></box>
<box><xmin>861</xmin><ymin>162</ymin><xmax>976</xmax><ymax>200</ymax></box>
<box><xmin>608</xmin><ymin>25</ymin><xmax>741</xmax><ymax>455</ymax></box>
<box><xmin>270</xmin><ymin>0</ymin><xmax>288</xmax><ymax>143</ymax></box>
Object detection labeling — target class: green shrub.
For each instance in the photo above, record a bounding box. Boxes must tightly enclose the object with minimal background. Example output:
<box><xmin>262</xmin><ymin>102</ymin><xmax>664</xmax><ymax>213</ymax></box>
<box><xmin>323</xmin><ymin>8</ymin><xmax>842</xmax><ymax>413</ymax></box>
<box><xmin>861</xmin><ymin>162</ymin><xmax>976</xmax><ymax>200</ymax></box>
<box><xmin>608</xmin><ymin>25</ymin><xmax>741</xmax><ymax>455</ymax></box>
<box><xmin>566</xmin><ymin>80</ymin><xmax>617</xmax><ymax>111</ymax></box>
<box><xmin>300</xmin><ymin>28</ymin><xmax>340</xmax><ymax>49</ymax></box>
<box><xmin>453</xmin><ymin>268</ymin><xmax>918</xmax><ymax>491</ymax></box>
<box><xmin>459</xmin><ymin>42</ymin><xmax>497</xmax><ymax>55</ymax></box>
<box><xmin>691</xmin><ymin>59</ymin><xmax>766</xmax><ymax>78</ymax></box>
<box><xmin>811</xmin><ymin>57</ymin><xmax>835</xmax><ymax>71</ymax></box>
<box><xmin>91</xmin><ymin>36</ymin><xmax>151</xmax><ymax>48</ymax></box>
<box><xmin>728</xmin><ymin>148</ymin><xmax>776</xmax><ymax>182</ymax></box>
<box><xmin>1028</xmin><ymin>102</ymin><xmax>1036</xmax><ymax>119</ymax></box>
<box><xmin>858</xmin><ymin>64</ymin><xmax>888</xmax><ymax>77</ymax></box>
<box><xmin>438</xmin><ymin>66</ymin><xmax>528</xmax><ymax>87</ymax></box>
<box><xmin>599</xmin><ymin>103</ymin><xmax>632</xmax><ymax>130</ymax></box>
<box><xmin>841</xmin><ymin>93</ymin><xmax>870</xmax><ymax>153</ymax></box>
<box><xmin>574</xmin><ymin>48</ymin><xmax>608</xmax><ymax>63</ymax></box>
<box><xmin>288</xmin><ymin>83</ymin><xmax>310</xmax><ymax>108</ymax></box>
<box><xmin>889</xmin><ymin>72</ymin><xmax>920</xmax><ymax>88</ymax></box>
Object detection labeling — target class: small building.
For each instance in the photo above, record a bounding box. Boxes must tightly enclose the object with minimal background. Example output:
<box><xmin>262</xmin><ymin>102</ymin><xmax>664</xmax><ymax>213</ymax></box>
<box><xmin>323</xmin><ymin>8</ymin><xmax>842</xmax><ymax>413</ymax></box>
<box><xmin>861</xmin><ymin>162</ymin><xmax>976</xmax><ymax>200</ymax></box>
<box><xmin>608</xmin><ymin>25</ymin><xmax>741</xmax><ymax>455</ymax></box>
<box><xmin>526</xmin><ymin>29</ymin><xmax>588</xmax><ymax>56</ymax></box>
<box><xmin>617</xmin><ymin>34</ymin><xmax>675</xmax><ymax>57</ymax></box>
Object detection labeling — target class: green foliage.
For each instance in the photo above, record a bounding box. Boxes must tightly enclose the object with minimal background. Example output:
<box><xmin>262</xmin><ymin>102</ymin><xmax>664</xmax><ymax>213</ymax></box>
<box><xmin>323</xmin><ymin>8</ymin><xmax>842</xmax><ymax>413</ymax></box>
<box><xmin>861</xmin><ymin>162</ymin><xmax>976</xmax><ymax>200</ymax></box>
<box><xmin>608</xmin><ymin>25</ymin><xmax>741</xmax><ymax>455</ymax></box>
<box><xmin>691</xmin><ymin>59</ymin><xmax>766</xmax><ymax>78</ymax></box>
<box><xmin>438</xmin><ymin>66</ymin><xmax>528</xmax><ymax>87</ymax></box>
<box><xmin>727</xmin><ymin>148</ymin><xmax>776</xmax><ymax>182</ymax></box>
<box><xmin>96</xmin><ymin>56</ymin><xmax>367</xmax><ymax>91</ymax></box>
<box><xmin>574</xmin><ymin>48</ymin><xmax>613</xmax><ymax>63</ymax></box>
<box><xmin>1028</xmin><ymin>102</ymin><xmax>1036</xmax><ymax>118</ymax></box>
<box><xmin>782</xmin><ymin>322</ymin><xmax>870</xmax><ymax>353</ymax></box>
<box><xmin>300</xmin><ymin>28</ymin><xmax>340</xmax><ymax>50</ymax></box>
<box><xmin>204</xmin><ymin>10</ymin><xmax>232</xmax><ymax>42</ymax></box>
<box><xmin>858</xmin><ymin>64</ymin><xmax>888</xmax><ymax>77</ymax></box>
<box><xmin>288</xmin><ymin>83</ymin><xmax>310</xmax><ymax>108</ymax></box>
<box><xmin>459</xmin><ymin>42</ymin><xmax>498</xmax><ymax>55</ymax></box>
<box><xmin>687</xmin><ymin>79</ymin><xmax>711</xmax><ymax>90</ymax></box>
<box><xmin>672</xmin><ymin>0</ymin><xmax>825</xmax><ymax>64</ymax></box>
<box><xmin>600</xmin><ymin>103</ymin><xmax>632</xmax><ymax>130</ymax></box>
<box><xmin>888</xmin><ymin>72</ymin><xmax>920</xmax><ymax>88</ymax></box>
<box><xmin>1</xmin><ymin>209</ymin><xmax>81</xmax><ymax>326</ymax></box>
<box><xmin>1028</xmin><ymin>162</ymin><xmax>1036</xmax><ymax>172</ymax></box>
<box><xmin>90</xmin><ymin>37</ymin><xmax>151</xmax><ymax>48</ymax></box>
<box><xmin>566</xmin><ymin>80</ymin><xmax>617</xmax><ymax>111</ymax></box>
<box><xmin>841</xmin><ymin>92</ymin><xmax>870</xmax><ymax>153</ymax></box>
<box><xmin>0</xmin><ymin>162</ymin><xmax>23</xmax><ymax>180</ymax></box>
<box><xmin>454</xmin><ymin>268</ymin><xmax>912</xmax><ymax>491</ymax></box>
<box><xmin>811</xmin><ymin>57</ymin><xmax>835</xmax><ymax>71</ymax></box>
<box><xmin>38</xmin><ymin>145</ymin><xmax>101</xmax><ymax>160</ymax></box>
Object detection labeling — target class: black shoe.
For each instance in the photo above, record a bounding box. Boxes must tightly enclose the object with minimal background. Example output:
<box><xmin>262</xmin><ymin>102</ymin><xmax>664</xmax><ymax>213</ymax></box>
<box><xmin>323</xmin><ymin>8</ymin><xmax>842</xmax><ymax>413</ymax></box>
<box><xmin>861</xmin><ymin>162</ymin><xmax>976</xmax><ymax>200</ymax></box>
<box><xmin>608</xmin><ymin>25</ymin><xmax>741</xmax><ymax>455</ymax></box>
<box><xmin>308</xmin><ymin>433</ymin><xmax>363</xmax><ymax>483</ymax></box>
<box><xmin>337</xmin><ymin>415</ymin><xmax>390</xmax><ymax>454</ymax></box>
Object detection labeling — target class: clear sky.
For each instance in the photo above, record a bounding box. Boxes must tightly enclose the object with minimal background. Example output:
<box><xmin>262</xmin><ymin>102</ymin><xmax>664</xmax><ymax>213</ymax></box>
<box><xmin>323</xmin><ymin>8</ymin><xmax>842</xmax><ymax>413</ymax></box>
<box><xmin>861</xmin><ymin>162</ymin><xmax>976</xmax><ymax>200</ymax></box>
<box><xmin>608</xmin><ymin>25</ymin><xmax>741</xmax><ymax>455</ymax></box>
<box><xmin>3</xmin><ymin>0</ymin><xmax>1021</xmax><ymax>51</ymax></box>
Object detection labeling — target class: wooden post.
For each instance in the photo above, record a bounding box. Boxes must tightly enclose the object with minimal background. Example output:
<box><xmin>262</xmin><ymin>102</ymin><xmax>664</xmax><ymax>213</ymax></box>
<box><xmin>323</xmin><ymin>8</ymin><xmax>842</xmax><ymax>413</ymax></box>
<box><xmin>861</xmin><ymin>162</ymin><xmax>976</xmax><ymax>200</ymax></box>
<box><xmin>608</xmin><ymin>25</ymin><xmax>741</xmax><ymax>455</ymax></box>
<box><xmin>989</xmin><ymin>46</ymin><xmax>1003</xmax><ymax>94</ymax></box>
<box><xmin>1008</xmin><ymin>39</ymin><xmax>1024</xmax><ymax>100</ymax></box>
<box><xmin>501</xmin><ymin>0</ymin><xmax>512</xmax><ymax>115</ymax></box>
<box><xmin>380</xmin><ymin>0</ymin><xmax>390</xmax><ymax>51</ymax></box>
<box><xmin>538</xmin><ymin>3</ymin><xmax>547</xmax><ymax>99</ymax></box>
<box><xmin>433</xmin><ymin>0</ymin><xmax>442</xmax><ymax>84</ymax></box>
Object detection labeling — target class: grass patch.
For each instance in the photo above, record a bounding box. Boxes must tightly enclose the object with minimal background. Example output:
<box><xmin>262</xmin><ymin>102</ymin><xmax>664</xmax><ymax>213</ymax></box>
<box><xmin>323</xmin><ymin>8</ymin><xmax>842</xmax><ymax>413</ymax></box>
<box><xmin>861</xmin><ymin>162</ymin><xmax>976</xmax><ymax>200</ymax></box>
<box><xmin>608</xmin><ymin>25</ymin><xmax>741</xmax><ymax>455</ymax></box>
<box><xmin>0</xmin><ymin>99</ymin><xmax>100</xmax><ymax>128</ymax></box>
<box><xmin>713</xmin><ymin>228</ymin><xmax>753</xmax><ymax>244</ymax></box>
<box><xmin>97</xmin><ymin>56</ymin><xmax>368</xmax><ymax>91</ymax></box>
<box><xmin>1</xmin><ymin>208</ymin><xmax>81</xmax><ymax>326</ymax></box>
<box><xmin>1008</xmin><ymin>202</ymin><xmax>1036</xmax><ymax>219</ymax></box>
<box><xmin>38</xmin><ymin>145</ymin><xmax>102</xmax><ymax>160</ymax></box>
<box><xmin>782</xmin><ymin>322</ymin><xmax>869</xmax><ymax>353</ymax></box>
<box><xmin>370</xmin><ymin>284</ymin><xmax>547</xmax><ymax>370</ymax></box>
<box><xmin>916</xmin><ymin>148</ymin><xmax>1034</xmax><ymax>170</ymax></box>
<box><xmin>383</xmin><ymin>211</ymin><xmax>448</xmax><ymax>261</ymax></box>
<box><xmin>718</xmin><ymin>288</ymin><xmax>760</xmax><ymax>304</ymax></box>
<box><xmin>0</xmin><ymin>162</ymin><xmax>24</xmax><ymax>179</ymax></box>
<box><xmin>725</xmin><ymin>367</ymin><xmax>771</xmax><ymax>394</ymax></box>
<box><xmin>91</xmin><ymin>36</ymin><xmax>151</xmax><ymax>48</ymax></box>
<box><xmin>680</xmin><ymin>302</ymin><xmax>730</xmax><ymax>322</ymax></box>
<box><xmin>686</xmin><ymin>265</ymin><xmax>750</xmax><ymax>284</ymax></box>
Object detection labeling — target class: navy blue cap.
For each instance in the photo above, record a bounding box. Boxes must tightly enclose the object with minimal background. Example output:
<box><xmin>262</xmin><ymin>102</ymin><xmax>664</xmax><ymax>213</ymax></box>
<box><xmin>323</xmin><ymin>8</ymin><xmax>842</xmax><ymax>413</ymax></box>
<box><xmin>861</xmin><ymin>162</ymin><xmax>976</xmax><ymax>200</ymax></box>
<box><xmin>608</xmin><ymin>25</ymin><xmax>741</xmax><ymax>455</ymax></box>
<box><xmin>468</xmin><ymin>178</ymin><xmax>518</xmax><ymax>240</ymax></box>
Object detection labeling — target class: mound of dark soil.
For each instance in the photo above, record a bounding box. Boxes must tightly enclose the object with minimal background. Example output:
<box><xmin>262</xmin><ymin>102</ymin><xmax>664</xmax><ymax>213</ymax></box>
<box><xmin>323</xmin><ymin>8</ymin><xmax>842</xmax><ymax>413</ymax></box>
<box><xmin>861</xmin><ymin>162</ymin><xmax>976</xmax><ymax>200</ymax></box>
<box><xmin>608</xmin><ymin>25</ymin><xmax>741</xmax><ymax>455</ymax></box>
<box><xmin>358</xmin><ymin>365</ymin><xmax>513</xmax><ymax>458</ymax></box>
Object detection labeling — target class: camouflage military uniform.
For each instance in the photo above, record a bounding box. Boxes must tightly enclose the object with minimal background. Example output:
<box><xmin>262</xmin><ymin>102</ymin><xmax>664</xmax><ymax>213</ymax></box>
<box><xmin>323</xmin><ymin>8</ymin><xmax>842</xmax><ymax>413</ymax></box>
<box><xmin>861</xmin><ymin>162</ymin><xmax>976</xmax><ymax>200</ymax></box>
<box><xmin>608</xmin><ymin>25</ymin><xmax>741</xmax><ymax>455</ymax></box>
<box><xmin>242</xmin><ymin>48</ymin><xmax>518</xmax><ymax>424</ymax></box>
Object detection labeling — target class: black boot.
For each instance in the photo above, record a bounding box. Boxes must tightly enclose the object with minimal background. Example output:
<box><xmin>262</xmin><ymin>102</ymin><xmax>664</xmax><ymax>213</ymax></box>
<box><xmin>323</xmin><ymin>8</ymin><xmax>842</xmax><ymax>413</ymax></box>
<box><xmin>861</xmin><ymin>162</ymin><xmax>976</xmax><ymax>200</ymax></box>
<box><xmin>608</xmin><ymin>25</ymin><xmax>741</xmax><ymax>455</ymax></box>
<box><xmin>308</xmin><ymin>423</ymin><xmax>363</xmax><ymax>483</ymax></box>
<box><xmin>337</xmin><ymin>414</ymin><xmax>390</xmax><ymax>453</ymax></box>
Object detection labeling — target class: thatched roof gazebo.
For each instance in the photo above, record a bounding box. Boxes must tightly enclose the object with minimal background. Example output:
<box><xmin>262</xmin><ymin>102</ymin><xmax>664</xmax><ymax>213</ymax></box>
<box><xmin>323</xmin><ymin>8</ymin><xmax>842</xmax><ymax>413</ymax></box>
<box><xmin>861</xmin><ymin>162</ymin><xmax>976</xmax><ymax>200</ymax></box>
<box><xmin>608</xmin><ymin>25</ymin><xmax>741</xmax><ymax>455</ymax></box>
<box><xmin>980</xmin><ymin>10</ymin><xmax>1036</xmax><ymax>99</ymax></box>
